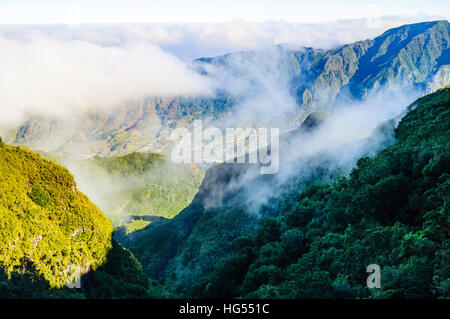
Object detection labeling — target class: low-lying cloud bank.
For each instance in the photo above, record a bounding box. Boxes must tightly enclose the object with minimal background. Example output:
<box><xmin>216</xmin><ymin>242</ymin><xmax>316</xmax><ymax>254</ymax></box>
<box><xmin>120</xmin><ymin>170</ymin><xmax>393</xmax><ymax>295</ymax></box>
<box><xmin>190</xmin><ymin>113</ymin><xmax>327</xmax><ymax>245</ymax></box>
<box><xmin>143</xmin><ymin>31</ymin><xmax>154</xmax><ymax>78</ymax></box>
<box><xmin>0</xmin><ymin>35</ymin><xmax>211</xmax><ymax>128</ymax></box>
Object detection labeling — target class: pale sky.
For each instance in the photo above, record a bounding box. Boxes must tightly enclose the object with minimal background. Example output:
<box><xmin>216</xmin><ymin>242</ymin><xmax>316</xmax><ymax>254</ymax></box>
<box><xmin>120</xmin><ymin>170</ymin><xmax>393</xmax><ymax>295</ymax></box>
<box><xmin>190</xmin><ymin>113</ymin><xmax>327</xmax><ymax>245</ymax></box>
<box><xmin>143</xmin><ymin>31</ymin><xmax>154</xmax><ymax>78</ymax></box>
<box><xmin>0</xmin><ymin>0</ymin><xmax>448</xmax><ymax>24</ymax></box>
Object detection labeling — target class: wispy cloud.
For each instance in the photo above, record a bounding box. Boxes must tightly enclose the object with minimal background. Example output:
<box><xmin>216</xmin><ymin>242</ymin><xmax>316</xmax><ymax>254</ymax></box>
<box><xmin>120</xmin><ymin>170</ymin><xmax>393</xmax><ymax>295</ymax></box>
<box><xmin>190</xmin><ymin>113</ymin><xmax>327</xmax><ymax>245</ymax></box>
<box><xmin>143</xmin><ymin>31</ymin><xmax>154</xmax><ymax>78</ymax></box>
<box><xmin>0</xmin><ymin>35</ymin><xmax>211</xmax><ymax>127</ymax></box>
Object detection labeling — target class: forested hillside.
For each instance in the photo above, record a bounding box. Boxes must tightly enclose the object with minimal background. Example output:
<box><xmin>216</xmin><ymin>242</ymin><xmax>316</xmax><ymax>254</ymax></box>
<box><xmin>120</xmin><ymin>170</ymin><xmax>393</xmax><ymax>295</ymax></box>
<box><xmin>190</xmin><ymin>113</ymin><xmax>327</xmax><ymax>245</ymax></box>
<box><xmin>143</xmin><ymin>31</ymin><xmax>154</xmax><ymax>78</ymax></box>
<box><xmin>0</xmin><ymin>20</ymin><xmax>448</xmax><ymax>299</ymax></box>
<box><xmin>0</xmin><ymin>141</ymin><xmax>167</xmax><ymax>298</ymax></box>
<box><xmin>61</xmin><ymin>152</ymin><xmax>204</xmax><ymax>229</ymax></box>
<box><xmin>125</xmin><ymin>87</ymin><xmax>449</xmax><ymax>298</ymax></box>
<box><xmin>9</xmin><ymin>21</ymin><xmax>449</xmax><ymax>157</ymax></box>
<box><xmin>191</xmin><ymin>86</ymin><xmax>450</xmax><ymax>298</ymax></box>
<box><xmin>0</xmin><ymin>140</ymin><xmax>112</xmax><ymax>288</ymax></box>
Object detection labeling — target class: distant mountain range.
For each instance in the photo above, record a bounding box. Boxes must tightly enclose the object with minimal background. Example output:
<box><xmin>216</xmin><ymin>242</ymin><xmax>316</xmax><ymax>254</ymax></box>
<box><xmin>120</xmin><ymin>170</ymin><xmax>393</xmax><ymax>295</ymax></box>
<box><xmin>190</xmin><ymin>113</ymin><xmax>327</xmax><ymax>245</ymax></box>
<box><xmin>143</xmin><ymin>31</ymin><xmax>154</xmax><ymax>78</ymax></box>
<box><xmin>196</xmin><ymin>20</ymin><xmax>449</xmax><ymax>109</ymax></box>
<box><xmin>8</xmin><ymin>20</ymin><xmax>449</xmax><ymax>157</ymax></box>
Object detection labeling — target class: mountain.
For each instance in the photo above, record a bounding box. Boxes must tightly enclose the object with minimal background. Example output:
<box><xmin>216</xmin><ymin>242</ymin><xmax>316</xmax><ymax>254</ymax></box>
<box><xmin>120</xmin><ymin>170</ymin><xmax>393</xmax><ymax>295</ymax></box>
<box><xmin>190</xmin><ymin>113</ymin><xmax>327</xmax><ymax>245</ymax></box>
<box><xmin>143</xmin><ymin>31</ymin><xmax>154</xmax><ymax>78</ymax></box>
<box><xmin>54</xmin><ymin>152</ymin><xmax>204</xmax><ymax>228</ymax></box>
<box><xmin>118</xmin><ymin>100</ymin><xmax>398</xmax><ymax>294</ymax></box>
<box><xmin>10</xmin><ymin>95</ymin><xmax>234</xmax><ymax>157</ymax></box>
<box><xmin>122</xmin><ymin>86</ymin><xmax>450</xmax><ymax>298</ymax></box>
<box><xmin>1</xmin><ymin>21</ymin><xmax>449</xmax><ymax>299</ymax></box>
<box><xmin>119</xmin><ymin>113</ymin><xmax>398</xmax><ymax>295</ymax></box>
<box><xmin>336</xmin><ymin>21</ymin><xmax>450</xmax><ymax>101</ymax></box>
<box><xmin>197</xmin><ymin>21</ymin><xmax>449</xmax><ymax>113</ymax></box>
<box><xmin>192</xmin><ymin>86</ymin><xmax>450</xmax><ymax>299</ymax></box>
<box><xmin>8</xmin><ymin>21</ymin><xmax>449</xmax><ymax>157</ymax></box>
<box><xmin>0</xmin><ymin>139</ymin><xmax>112</xmax><ymax>288</ymax></box>
<box><xmin>0</xmin><ymin>140</ymin><xmax>167</xmax><ymax>298</ymax></box>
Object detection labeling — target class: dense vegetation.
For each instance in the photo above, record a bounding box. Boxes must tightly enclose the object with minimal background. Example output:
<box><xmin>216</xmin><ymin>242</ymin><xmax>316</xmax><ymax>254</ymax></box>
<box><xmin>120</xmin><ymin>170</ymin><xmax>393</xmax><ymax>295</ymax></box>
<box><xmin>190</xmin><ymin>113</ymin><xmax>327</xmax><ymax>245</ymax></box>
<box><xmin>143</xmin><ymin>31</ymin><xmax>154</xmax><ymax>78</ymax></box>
<box><xmin>81</xmin><ymin>240</ymin><xmax>170</xmax><ymax>299</ymax></box>
<box><xmin>0</xmin><ymin>21</ymin><xmax>448</xmax><ymax>299</ymax></box>
<box><xmin>123</xmin><ymin>105</ymin><xmax>397</xmax><ymax>296</ymax></box>
<box><xmin>190</xmin><ymin>87</ymin><xmax>450</xmax><ymax>298</ymax></box>
<box><xmin>0</xmin><ymin>141</ymin><xmax>167</xmax><ymax>298</ymax></box>
<box><xmin>64</xmin><ymin>152</ymin><xmax>204</xmax><ymax>228</ymax></box>
<box><xmin>122</xmin><ymin>87</ymin><xmax>449</xmax><ymax>299</ymax></box>
<box><xmin>0</xmin><ymin>240</ymin><xmax>169</xmax><ymax>299</ymax></box>
<box><xmin>0</xmin><ymin>141</ymin><xmax>113</xmax><ymax>288</ymax></box>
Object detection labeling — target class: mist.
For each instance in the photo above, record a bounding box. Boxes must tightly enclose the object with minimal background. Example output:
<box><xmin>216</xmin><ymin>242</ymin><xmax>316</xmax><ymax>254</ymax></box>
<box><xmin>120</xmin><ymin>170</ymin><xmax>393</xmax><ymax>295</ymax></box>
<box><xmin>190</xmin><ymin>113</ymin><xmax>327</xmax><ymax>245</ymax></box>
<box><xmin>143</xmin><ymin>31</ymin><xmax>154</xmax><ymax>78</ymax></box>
<box><xmin>189</xmin><ymin>82</ymin><xmax>423</xmax><ymax>213</ymax></box>
<box><xmin>59</xmin><ymin>155</ymin><xmax>202</xmax><ymax>225</ymax></box>
<box><xmin>0</xmin><ymin>35</ymin><xmax>211</xmax><ymax>129</ymax></box>
<box><xmin>0</xmin><ymin>20</ymin><xmax>443</xmax><ymax>223</ymax></box>
<box><xmin>235</xmin><ymin>86</ymin><xmax>423</xmax><ymax>213</ymax></box>
<box><xmin>200</xmin><ymin>46</ymin><xmax>302</xmax><ymax>130</ymax></box>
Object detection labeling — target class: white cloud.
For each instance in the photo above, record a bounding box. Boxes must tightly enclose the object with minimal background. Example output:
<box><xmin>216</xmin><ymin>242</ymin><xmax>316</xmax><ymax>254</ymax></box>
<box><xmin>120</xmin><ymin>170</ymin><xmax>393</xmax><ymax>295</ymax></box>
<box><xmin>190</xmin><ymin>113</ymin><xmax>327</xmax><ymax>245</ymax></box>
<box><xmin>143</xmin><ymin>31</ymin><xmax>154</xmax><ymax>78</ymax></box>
<box><xmin>0</xmin><ymin>35</ymin><xmax>211</xmax><ymax>127</ymax></box>
<box><xmin>0</xmin><ymin>16</ymin><xmax>444</xmax><ymax>128</ymax></box>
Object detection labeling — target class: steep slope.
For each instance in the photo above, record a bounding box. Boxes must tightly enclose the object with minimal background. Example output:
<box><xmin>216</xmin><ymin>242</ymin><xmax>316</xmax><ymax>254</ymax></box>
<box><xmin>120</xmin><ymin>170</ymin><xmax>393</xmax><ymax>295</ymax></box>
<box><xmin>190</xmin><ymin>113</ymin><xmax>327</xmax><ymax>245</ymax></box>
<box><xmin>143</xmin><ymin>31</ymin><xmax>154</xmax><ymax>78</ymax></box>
<box><xmin>337</xmin><ymin>20</ymin><xmax>450</xmax><ymax>101</ymax></box>
<box><xmin>11</xmin><ymin>95</ymin><xmax>234</xmax><ymax>157</ymax></box>
<box><xmin>8</xmin><ymin>21</ymin><xmax>449</xmax><ymax>157</ymax></box>
<box><xmin>125</xmin><ymin>87</ymin><xmax>450</xmax><ymax>298</ymax></box>
<box><xmin>194</xmin><ymin>86</ymin><xmax>450</xmax><ymax>299</ymax></box>
<box><xmin>0</xmin><ymin>141</ymin><xmax>167</xmax><ymax>298</ymax></box>
<box><xmin>121</xmin><ymin>102</ymin><xmax>400</xmax><ymax>295</ymax></box>
<box><xmin>0</xmin><ymin>140</ymin><xmax>113</xmax><ymax>288</ymax></box>
<box><xmin>59</xmin><ymin>152</ymin><xmax>204</xmax><ymax>227</ymax></box>
<box><xmin>198</xmin><ymin>21</ymin><xmax>449</xmax><ymax>112</ymax></box>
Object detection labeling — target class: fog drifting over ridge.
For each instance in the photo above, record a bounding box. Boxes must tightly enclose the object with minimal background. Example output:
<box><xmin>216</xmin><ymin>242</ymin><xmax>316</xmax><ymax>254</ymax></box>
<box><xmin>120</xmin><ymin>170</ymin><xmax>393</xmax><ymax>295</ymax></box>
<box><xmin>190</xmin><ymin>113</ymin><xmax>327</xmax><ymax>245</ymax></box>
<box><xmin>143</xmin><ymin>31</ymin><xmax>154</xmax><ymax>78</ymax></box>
<box><xmin>198</xmin><ymin>86</ymin><xmax>423</xmax><ymax>212</ymax></box>
<box><xmin>0</xmin><ymin>34</ymin><xmax>212</xmax><ymax>129</ymax></box>
<box><xmin>0</xmin><ymin>17</ymin><xmax>446</xmax><ymax>138</ymax></box>
<box><xmin>0</xmin><ymin>18</ymin><xmax>445</xmax><ymax>225</ymax></box>
<box><xmin>1</xmin><ymin>8</ymin><xmax>444</xmax><ymax>171</ymax></box>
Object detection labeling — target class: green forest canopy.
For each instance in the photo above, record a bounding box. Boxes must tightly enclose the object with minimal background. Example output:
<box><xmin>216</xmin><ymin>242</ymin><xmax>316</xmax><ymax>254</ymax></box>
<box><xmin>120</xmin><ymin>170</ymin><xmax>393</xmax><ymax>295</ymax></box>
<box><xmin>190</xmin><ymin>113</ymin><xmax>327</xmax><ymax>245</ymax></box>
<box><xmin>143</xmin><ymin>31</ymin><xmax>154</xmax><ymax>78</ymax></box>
<box><xmin>190</xmin><ymin>86</ymin><xmax>450</xmax><ymax>298</ymax></box>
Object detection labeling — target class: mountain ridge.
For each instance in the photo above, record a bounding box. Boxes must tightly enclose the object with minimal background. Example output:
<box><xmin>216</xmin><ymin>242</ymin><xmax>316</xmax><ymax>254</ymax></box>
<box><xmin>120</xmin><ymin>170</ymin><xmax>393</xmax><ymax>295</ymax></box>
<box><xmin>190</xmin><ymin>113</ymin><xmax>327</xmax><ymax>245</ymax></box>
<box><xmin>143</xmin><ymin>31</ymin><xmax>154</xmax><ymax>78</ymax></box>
<box><xmin>122</xmin><ymin>85</ymin><xmax>450</xmax><ymax>298</ymax></box>
<box><xmin>0</xmin><ymin>139</ymin><xmax>169</xmax><ymax>298</ymax></box>
<box><xmin>8</xmin><ymin>20</ymin><xmax>449</xmax><ymax>158</ymax></box>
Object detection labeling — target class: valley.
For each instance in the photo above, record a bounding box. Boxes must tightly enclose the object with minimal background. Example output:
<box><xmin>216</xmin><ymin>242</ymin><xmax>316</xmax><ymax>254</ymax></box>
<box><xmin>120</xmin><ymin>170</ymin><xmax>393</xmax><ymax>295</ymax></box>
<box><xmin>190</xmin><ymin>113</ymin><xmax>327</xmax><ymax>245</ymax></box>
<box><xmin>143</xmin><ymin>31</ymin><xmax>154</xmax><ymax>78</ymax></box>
<box><xmin>0</xmin><ymin>19</ymin><xmax>448</xmax><ymax>299</ymax></box>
